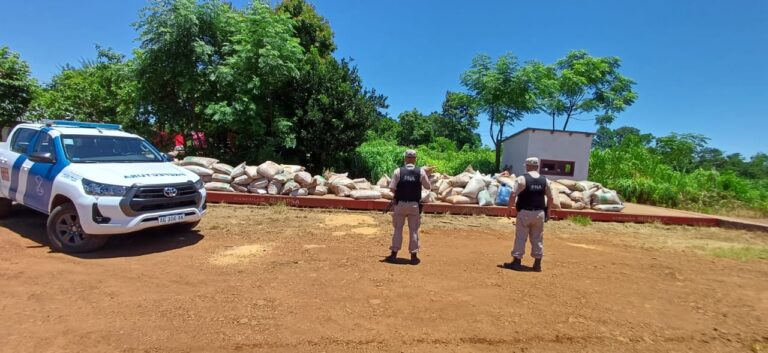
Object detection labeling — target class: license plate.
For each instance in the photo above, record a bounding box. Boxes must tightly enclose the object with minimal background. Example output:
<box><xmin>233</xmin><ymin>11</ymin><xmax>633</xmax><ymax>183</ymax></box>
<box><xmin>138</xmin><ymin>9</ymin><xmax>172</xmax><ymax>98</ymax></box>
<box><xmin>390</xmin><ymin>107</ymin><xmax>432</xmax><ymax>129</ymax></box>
<box><xmin>158</xmin><ymin>213</ymin><xmax>185</xmax><ymax>225</ymax></box>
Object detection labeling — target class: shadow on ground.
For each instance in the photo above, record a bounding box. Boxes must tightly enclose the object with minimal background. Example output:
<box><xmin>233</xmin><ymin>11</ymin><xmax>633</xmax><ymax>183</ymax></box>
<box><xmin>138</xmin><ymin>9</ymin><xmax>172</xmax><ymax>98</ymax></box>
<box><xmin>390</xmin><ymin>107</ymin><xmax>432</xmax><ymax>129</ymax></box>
<box><xmin>0</xmin><ymin>204</ymin><xmax>204</xmax><ymax>259</ymax></box>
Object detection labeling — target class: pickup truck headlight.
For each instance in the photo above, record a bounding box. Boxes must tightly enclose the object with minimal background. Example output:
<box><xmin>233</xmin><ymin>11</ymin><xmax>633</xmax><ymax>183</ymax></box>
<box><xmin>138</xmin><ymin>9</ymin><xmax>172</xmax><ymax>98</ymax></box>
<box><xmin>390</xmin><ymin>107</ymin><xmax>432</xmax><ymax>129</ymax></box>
<box><xmin>193</xmin><ymin>178</ymin><xmax>204</xmax><ymax>190</ymax></box>
<box><xmin>82</xmin><ymin>179</ymin><xmax>128</xmax><ymax>197</ymax></box>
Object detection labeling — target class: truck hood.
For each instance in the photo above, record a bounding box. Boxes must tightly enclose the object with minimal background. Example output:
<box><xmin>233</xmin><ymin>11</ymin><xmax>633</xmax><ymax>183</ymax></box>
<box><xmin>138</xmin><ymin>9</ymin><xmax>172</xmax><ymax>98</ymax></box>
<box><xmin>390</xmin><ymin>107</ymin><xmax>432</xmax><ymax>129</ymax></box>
<box><xmin>67</xmin><ymin>162</ymin><xmax>200</xmax><ymax>186</ymax></box>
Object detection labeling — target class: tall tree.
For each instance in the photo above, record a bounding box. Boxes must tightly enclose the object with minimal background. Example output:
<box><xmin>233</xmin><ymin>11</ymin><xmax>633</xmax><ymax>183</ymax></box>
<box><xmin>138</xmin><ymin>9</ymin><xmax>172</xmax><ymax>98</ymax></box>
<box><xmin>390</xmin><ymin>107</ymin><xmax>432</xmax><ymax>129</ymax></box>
<box><xmin>0</xmin><ymin>46</ymin><xmax>36</xmax><ymax>127</ymax></box>
<box><xmin>276</xmin><ymin>0</ymin><xmax>335</xmax><ymax>58</ymax></box>
<box><xmin>653</xmin><ymin>133</ymin><xmax>709</xmax><ymax>173</ymax></box>
<box><xmin>436</xmin><ymin>91</ymin><xmax>481</xmax><ymax>149</ymax></box>
<box><xmin>32</xmin><ymin>47</ymin><xmax>140</xmax><ymax>128</ymax></box>
<box><xmin>593</xmin><ymin>125</ymin><xmax>654</xmax><ymax>150</ymax></box>
<box><xmin>461</xmin><ymin>53</ymin><xmax>536</xmax><ymax>170</ymax></box>
<box><xmin>396</xmin><ymin>109</ymin><xmax>436</xmax><ymax>147</ymax></box>
<box><xmin>277</xmin><ymin>0</ymin><xmax>387</xmax><ymax>171</ymax></box>
<box><xmin>529</xmin><ymin>50</ymin><xmax>637</xmax><ymax>131</ymax></box>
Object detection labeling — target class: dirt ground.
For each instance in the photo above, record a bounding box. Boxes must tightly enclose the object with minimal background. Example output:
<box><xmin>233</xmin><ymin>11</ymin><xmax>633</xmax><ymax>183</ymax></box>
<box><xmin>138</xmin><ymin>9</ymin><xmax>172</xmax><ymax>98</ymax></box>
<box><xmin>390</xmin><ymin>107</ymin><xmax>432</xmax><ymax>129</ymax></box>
<box><xmin>1</xmin><ymin>204</ymin><xmax>766</xmax><ymax>353</ymax></box>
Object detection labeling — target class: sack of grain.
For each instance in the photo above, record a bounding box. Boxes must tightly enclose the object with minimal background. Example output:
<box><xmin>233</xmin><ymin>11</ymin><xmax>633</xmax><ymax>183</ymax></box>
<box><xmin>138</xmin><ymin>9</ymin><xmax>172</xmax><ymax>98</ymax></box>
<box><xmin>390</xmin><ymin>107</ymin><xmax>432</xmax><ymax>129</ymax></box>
<box><xmin>267</xmin><ymin>180</ymin><xmax>283</xmax><ymax>195</ymax></box>
<box><xmin>231</xmin><ymin>162</ymin><xmax>247</xmax><ymax>178</ymax></box>
<box><xmin>181</xmin><ymin>156</ymin><xmax>218</xmax><ymax>168</ymax></box>
<box><xmin>273</xmin><ymin>172</ymin><xmax>293</xmax><ymax>184</ymax></box>
<box><xmin>211</xmin><ymin>173</ymin><xmax>232</xmax><ymax>183</ymax></box>
<box><xmin>421</xmin><ymin>190</ymin><xmax>437</xmax><ymax>203</ymax></box>
<box><xmin>258</xmin><ymin>161</ymin><xmax>282</xmax><ymax>179</ymax></box>
<box><xmin>556</xmin><ymin>179</ymin><xmax>579</xmax><ymax>191</ymax></box>
<box><xmin>204</xmin><ymin>182</ymin><xmax>233</xmax><ymax>192</ymax></box>
<box><xmin>592</xmin><ymin>203</ymin><xmax>625</xmax><ymax>212</ymax></box>
<box><xmin>333</xmin><ymin>185</ymin><xmax>352</xmax><ymax>197</ymax></box>
<box><xmin>309</xmin><ymin>185</ymin><xmax>328</xmax><ymax>196</ymax></box>
<box><xmin>449</xmin><ymin>172</ymin><xmax>472</xmax><ymax>187</ymax></box>
<box><xmin>281</xmin><ymin>180</ymin><xmax>300</xmax><ymax>195</ymax></box>
<box><xmin>571</xmin><ymin>201</ymin><xmax>586</xmax><ymax>210</ymax></box>
<box><xmin>353</xmin><ymin>180</ymin><xmax>372</xmax><ymax>190</ymax></box>
<box><xmin>282</xmin><ymin>165</ymin><xmax>304</xmax><ymax>174</ymax></box>
<box><xmin>251</xmin><ymin>188</ymin><xmax>267</xmax><ymax>195</ymax></box>
<box><xmin>446</xmin><ymin>195</ymin><xmax>475</xmax><ymax>204</ymax></box>
<box><xmin>212</xmin><ymin>163</ymin><xmax>234</xmax><ymax>175</ymax></box>
<box><xmin>290</xmin><ymin>188</ymin><xmax>309</xmax><ymax>197</ymax></box>
<box><xmin>379</xmin><ymin>188</ymin><xmax>394</xmax><ymax>200</ymax></box>
<box><xmin>487</xmin><ymin>183</ymin><xmax>499</xmax><ymax>205</ymax></box>
<box><xmin>558</xmin><ymin>194</ymin><xmax>574</xmax><ymax>209</ymax></box>
<box><xmin>244</xmin><ymin>166</ymin><xmax>260</xmax><ymax>179</ymax></box>
<box><xmin>437</xmin><ymin>179</ymin><xmax>452</xmax><ymax>194</ymax></box>
<box><xmin>182</xmin><ymin>165</ymin><xmax>214</xmax><ymax>176</ymax></box>
<box><xmin>461</xmin><ymin>173</ymin><xmax>486</xmax><ymax>198</ymax></box>
<box><xmin>568</xmin><ymin>191</ymin><xmax>584</xmax><ymax>202</ymax></box>
<box><xmin>231</xmin><ymin>184</ymin><xmax>248</xmax><ymax>193</ymax></box>
<box><xmin>232</xmin><ymin>175</ymin><xmax>253</xmax><ymax>185</ymax></box>
<box><xmin>577</xmin><ymin>181</ymin><xmax>602</xmax><ymax>192</ymax></box>
<box><xmin>496</xmin><ymin>185</ymin><xmax>513</xmax><ymax>206</ymax></box>
<box><xmin>477</xmin><ymin>189</ymin><xmax>493</xmax><ymax>206</ymax></box>
<box><xmin>376</xmin><ymin>175</ymin><xmax>391</xmax><ymax>188</ymax></box>
<box><xmin>464</xmin><ymin>165</ymin><xmax>475</xmax><ymax>174</ymax></box>
<box><xmin>497</xmin><ymin>175</ymin><xmax>516</xmax><ymax>187</ymax></box>
<box><xmin>309</xmin><ymin>175</ymin><xmax>326</xmax><ymax>188</ymax></box>
<box><xmin>294</xmin><ymin>171</ymin><xmax>312</xmax><ymax>187</ymax></box>
<box><xmin>350</xmin><ymin>190</ymin><xmax>382</xmax><ymax>200</ymax></box>
<box><xmin>549</xmin><ymin>193</ymin><xmax>561</xmax><ymax>209</ymax></box>
<box><xmin>201</xmin><ymin>175</ymin><xmax>212</xmax><ymax>183</ymax></box>
<box><xmin>591</xmin><ymin>188</ymin><xmax>622</xmax><ymax>205</ymax></box>
<box><xmin>248</xmin><ymin>177</ymin><xmax>268</xmax><ymax>190</ymax></box>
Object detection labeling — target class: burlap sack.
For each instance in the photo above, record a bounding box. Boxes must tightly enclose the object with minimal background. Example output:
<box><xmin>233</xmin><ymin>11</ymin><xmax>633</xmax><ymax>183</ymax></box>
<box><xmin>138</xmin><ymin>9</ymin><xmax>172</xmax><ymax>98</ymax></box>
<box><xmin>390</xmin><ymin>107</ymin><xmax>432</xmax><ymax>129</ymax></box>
<box><xmin>181</xmin><ymin>156</ymin><xmax>218</xmax><ymax>168</ymax></box>
<box><xmin>204</xmin><ymin>182</ymin><xmax>233</xmax><ymax>192</ymax></box>
<box><xmin>258</xmin><ymin>161</ymin><xmax>282</xmax><ymax>179</ymax></box>
<box><xmin>212</xmin><ymin>163</ymin><xmax>234</xmax><ymax>175</ymax></box>
<box><xmin>350</xmin><ymin>190</ymin><xmax>382</xmax><ymax>200</ymax></box>
<box><xmin>183</xmin><ymin>165</ymin><xmax>214</xmax><ymax>176</ymax></box>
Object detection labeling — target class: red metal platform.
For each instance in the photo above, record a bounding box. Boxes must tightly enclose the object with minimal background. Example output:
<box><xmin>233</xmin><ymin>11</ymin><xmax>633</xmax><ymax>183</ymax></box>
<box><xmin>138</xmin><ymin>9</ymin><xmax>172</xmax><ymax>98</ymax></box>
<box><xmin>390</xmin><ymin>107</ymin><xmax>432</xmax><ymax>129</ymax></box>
<box><xmin>205</xmin><ymin>191</ymin><xmax>738</xmax><ymax>228</ymax></box>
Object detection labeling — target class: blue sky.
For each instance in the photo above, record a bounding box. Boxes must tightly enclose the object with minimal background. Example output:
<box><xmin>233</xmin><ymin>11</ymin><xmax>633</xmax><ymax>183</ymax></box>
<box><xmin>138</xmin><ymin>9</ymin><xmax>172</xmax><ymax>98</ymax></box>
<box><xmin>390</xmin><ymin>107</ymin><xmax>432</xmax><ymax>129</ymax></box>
<box><xmin>2</xmin><ymin>0</ymin><xmax>766</xmax><ymax>156</ymax></box>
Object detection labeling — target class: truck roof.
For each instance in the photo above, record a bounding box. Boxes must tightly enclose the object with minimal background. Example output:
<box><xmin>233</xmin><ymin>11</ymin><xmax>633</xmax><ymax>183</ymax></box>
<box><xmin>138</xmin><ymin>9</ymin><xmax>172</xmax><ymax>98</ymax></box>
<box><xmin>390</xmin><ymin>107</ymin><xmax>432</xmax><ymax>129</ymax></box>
<box><xmin>14</xmin><ymin>123</ymin><xmax>140</xmax><ymax>139</ymax></box>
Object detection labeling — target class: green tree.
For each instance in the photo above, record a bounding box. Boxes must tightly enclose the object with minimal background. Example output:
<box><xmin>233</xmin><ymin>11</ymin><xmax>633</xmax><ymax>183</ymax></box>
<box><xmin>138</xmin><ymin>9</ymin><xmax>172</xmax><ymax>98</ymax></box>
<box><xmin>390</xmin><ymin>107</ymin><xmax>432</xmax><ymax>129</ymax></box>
<box><xmin>0</xmin><ymin>46</ymin><xmax>36</xmax><ymax>127</ymax></box>
<box><xmin>529</xmin><ymin>50</ymin><xmax>637</xmax><ymax>131</ymax></box>
<box><xmin>277</xmin><ymin>0</ymin><xmax>387</xmax><ymax>172</ymax></box>
<box><xmin>276</xmin><ymin>0</ymin><xmax>335</xmax><ymax>58</ymax></box>
<box><xmin>135</xmin><ymin>0</ymin><xmax>241</xmax><ymax>136</ymax></box>
<box><xmin>367</xmin><ymin>116</ymin><xmax>400</xmax><ymax>142</ymax></box>
<box><xmin>396</xmin><ymin>109</ymin><xmax>435</xmax><ymax>147</ymax></box>
<box><xmin>593</xmin><ymin>125</ymin><xmax>654</xmax><ymax>150</ymax></box>
<box><xmin>289</xmin><ymin>56</ymin><xmax>387</xmax><ymax>172</ymax></box>
<box><xmin>653</xmin><ymin>133</ymin><xmax>709</xmax><ymax>173</ymax></box>
<box><xmin>436</xmin><ymin>91</ymin><xmax>481</xmax><ymax>149</ymax></box>
<box><xmin>461</xmin><ymin>53</ymin><xmax>536</xmax><ymax>170</ymax></box>
<box><xmin>31</xmin><ymin>47</ymin><xmax>141</xmax><ymax>129</ymax></box>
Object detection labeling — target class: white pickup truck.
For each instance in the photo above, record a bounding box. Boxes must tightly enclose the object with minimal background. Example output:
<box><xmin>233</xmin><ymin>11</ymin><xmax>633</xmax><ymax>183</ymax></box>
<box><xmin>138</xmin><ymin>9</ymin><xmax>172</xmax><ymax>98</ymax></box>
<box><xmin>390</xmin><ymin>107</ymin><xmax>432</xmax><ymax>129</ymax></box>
<box><xmin>0</xmin><ymin>121</ymin><xmax>207</xmax><ymax>252</ymax></box>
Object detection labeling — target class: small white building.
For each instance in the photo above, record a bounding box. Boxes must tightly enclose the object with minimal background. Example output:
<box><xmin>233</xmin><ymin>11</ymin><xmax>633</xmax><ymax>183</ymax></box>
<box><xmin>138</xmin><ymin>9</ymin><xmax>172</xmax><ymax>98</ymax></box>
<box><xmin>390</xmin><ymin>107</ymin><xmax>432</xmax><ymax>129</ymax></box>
<box><xmin>501</xmin><ymin>128</ymin><xmax>594</xmax><ymax>181</ymax></box>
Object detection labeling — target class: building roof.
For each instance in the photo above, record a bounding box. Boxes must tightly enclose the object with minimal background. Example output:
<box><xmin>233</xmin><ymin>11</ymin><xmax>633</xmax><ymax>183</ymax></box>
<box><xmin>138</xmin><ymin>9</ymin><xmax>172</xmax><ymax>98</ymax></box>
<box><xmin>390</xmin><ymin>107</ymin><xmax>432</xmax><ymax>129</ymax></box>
<box><xmin>501</xmin><ymin>127</ymin><xmax>595</xmax><ymax>143</ymax></box>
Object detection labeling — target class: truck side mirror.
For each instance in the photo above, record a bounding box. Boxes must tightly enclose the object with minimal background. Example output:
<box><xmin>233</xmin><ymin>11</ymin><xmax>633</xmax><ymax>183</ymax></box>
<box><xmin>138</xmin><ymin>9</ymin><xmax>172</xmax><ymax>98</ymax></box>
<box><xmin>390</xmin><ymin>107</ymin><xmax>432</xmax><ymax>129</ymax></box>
<box><xmin>29</xmin><ymin>152</ymin><xmax>55</xmax><ymax>164</ymax></box>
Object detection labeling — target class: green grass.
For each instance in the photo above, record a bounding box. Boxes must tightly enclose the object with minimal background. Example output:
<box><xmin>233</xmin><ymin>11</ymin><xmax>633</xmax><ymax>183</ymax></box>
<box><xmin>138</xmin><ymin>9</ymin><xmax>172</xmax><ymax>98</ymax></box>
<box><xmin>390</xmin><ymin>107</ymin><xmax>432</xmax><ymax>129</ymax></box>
<box><xmin>708</xmin><ymin>246</ymin><xmax>768</xmax><ymax>261</ymax></box>
<box><xmin>568</xmin><ymin>215</ymin><xmax>593</xmax><ymax>226</ymax></box>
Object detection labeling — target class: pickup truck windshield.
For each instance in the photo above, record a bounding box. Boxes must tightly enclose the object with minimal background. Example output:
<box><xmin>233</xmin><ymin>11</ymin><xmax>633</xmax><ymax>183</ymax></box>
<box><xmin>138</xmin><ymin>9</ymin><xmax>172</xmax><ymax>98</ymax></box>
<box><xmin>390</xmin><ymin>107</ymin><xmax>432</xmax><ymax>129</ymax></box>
<box><xmin>62</xmin><ymin>135</ymin><xmax>164</xmax><ymax>163</ymax></box>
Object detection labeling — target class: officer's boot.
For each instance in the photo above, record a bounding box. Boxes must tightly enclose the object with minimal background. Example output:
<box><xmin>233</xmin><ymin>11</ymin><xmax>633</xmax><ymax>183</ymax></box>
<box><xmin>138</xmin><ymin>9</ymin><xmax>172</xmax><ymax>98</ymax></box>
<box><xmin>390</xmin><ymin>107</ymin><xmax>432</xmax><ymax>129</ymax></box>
<box><xmin>504</xmin><ymin>257</ymin><xmax>523</xmax><ymax>271</ymax></box>
<box><xmin>385</xmin><ymin>251</ymin><xmax>397</xmax><ymax>263</ymax></box>
<box><xmin>410</xmin><ymin>253</ymin><xmax>421</xmax><ymax>265</ymax></box>
<box><xmin>532</xmin><ymin>258</ymin><xmax>542</xmax><ymax>272</ymax></box>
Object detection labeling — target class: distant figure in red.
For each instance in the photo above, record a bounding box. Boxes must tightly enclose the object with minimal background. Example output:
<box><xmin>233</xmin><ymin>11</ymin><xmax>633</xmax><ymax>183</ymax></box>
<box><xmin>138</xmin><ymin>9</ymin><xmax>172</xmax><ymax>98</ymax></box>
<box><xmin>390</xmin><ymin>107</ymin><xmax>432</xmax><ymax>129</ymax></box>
<box><xmin>174</xmin><ymin>132</ymin><xmax>185</xmax><ymax>149</ymax></box>
<box><xmin>191</xmin><ymin>131</ymin><xmax>207</xmax><ymax>149</ymax></box>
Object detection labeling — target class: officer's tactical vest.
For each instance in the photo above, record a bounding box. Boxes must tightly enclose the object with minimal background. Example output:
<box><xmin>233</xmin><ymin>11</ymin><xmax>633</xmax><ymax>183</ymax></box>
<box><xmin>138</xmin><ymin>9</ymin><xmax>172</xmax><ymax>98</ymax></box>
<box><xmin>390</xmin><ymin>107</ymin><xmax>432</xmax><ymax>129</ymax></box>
<box><xmin>515</xmin><ymin>174</ymin><xmax>547</xmax><ymax>211</ymax></box>
<box><xmin>395</xmin><ymin>166</ymin><xmax>421</xmax><ymax>202</ymax></box>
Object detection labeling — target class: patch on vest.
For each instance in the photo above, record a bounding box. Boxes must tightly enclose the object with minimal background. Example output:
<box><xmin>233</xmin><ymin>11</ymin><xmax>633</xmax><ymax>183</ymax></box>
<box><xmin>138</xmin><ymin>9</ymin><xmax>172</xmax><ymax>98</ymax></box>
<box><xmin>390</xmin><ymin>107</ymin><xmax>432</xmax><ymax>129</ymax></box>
<box><xmin>403</xmin><ymin>175</ymin><xmax>417</xmax><ymax>182</ymax></box>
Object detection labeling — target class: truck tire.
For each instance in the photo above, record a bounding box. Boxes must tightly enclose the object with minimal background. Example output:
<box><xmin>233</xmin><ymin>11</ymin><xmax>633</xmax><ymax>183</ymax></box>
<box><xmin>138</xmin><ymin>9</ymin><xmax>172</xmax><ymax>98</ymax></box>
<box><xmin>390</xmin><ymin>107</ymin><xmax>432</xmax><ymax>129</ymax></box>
<box><xmin>46</xmin><ymin>203</ymin><xmax>108</xmax><ymax>253</ymax></box>
<box><xmin>0</xmin><ymin>197</ymin><xmax>11</xmax><ymax>219</ymax></box>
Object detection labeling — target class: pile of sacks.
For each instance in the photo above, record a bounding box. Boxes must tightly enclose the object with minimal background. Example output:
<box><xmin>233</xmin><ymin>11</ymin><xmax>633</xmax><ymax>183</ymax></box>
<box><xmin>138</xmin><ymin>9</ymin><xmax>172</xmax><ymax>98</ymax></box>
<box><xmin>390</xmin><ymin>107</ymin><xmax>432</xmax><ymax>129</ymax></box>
<box><xmin>424</xmin><ymin>166</ymin><xmax>512</xmax><ymax>206</ymax></box>
<box><xmin>177</xmin><ymin>156</ymin><xmax>624</xmax><ymax>212</ymax></box>
<box><xmin>177</xmin><ymin>156</ymin><xmax>327</xmax><ymax>197</ymax></box>
<box><xmin>550</xmin><ymin>179</ymin><xmax>624</xmax><ymax>212</ymax></box>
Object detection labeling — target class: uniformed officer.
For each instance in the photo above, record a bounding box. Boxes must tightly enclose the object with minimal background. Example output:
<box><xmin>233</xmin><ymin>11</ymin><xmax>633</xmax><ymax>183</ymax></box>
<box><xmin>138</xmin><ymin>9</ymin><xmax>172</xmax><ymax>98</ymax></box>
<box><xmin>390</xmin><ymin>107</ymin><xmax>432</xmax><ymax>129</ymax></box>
<box><xmin>503</xmin><ymin>157</ymin><xmax>555</xmax><ymax>272</ymax></box>
<box><xmin>385</xmin><ymin>149</ymin><xmax>431</xmax><ymax>265</ymax></box>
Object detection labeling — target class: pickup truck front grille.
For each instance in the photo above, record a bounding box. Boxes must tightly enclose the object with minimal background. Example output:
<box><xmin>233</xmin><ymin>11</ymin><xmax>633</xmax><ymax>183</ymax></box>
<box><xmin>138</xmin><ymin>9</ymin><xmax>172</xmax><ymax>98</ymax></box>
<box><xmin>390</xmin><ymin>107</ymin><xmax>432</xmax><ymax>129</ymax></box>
<box><xmin>119</xmin><ymin>182</ymin><xmax>202</xmax><ymax>216</ymax></box>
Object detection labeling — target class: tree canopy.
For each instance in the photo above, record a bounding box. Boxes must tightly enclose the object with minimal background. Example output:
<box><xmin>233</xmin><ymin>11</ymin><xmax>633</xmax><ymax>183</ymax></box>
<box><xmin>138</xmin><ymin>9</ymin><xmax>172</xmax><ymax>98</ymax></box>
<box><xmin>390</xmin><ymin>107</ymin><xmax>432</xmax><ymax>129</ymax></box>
<box><xmin>0</xmin><ymin>46</ymin><xmax>36</xmax><ymax>127</ymax></box>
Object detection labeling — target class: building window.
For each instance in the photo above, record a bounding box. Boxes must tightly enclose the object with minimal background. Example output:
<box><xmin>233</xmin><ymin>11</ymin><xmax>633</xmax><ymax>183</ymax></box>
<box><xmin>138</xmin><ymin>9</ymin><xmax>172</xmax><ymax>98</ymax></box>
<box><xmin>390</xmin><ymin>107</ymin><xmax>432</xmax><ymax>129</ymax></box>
<box><xmin>540</xmin><ymin>159</ymin><xmax>575</xmax><ymax>177</ymax></box>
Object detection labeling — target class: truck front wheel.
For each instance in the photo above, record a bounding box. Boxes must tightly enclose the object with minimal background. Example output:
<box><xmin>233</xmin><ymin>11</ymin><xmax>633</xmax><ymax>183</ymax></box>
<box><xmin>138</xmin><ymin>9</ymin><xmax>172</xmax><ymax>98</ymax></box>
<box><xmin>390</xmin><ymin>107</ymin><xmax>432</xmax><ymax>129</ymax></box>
<box><xmin>46</xmin><ymin>203</ymin><xmax>108</xmax><ymax>253</ymax></box>
<box><xmin>0</xmin><ymin>197</ymin><xmax>11</xmax><ymax>218</ymax></box>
